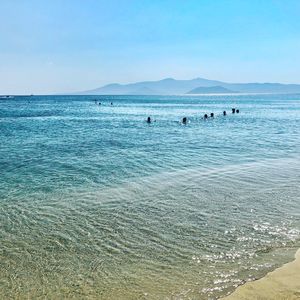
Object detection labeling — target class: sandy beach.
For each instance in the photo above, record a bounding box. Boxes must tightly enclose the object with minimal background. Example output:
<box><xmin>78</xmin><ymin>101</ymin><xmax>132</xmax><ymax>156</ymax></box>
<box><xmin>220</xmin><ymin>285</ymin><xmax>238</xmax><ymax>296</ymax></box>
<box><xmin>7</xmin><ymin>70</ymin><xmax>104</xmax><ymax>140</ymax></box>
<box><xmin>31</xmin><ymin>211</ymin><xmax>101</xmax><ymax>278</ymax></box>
<box><xmin>222</xmin><ymin>248</ymin><xmax>300</xmax><ymax>300</ymax></box>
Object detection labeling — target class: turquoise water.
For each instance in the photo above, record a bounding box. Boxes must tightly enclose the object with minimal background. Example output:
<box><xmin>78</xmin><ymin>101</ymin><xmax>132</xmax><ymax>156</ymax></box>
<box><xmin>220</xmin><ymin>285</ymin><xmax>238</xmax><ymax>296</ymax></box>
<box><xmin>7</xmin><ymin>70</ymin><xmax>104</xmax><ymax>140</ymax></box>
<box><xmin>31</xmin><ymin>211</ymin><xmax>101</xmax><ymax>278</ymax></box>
<box><xmin>0</xmin><ymin>94</ymin><xmax>300</xmax><ymax>299</ymax></box>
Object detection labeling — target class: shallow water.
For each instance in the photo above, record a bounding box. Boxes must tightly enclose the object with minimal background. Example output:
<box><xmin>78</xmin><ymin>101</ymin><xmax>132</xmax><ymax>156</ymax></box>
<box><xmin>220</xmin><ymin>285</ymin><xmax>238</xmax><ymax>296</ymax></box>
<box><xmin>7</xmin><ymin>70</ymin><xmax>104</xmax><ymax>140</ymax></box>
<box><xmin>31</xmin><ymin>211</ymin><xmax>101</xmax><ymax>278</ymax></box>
<box><xmin>0</xmin><ymin>94</ymin><xmax>300</xmax><ymax>299</ymax></box>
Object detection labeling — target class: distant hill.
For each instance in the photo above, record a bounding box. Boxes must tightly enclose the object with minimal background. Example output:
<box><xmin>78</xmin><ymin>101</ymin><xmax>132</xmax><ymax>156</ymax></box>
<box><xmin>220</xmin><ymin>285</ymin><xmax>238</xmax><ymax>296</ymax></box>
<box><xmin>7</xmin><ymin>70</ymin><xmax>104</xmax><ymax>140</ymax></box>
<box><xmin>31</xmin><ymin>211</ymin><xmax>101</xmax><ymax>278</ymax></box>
<box><xmin>75</xmin><ymin>77</ymin><xmax>300</xmax><ymax>95</ymax></box>
<box><xmin>187</xmin><ymin>86</ymin><xmax>236</xmax><ymax>94</ymax></box>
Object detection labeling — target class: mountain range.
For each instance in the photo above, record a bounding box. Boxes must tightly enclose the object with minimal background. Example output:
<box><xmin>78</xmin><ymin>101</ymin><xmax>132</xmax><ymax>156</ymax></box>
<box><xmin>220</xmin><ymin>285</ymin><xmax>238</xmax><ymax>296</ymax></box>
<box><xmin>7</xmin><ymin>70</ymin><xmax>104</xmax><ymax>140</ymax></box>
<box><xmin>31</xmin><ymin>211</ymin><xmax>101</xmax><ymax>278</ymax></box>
<box><xmin>76</xmin><ymin>77</ymin><xmax>300</xmax><ymax>95</ymax></box>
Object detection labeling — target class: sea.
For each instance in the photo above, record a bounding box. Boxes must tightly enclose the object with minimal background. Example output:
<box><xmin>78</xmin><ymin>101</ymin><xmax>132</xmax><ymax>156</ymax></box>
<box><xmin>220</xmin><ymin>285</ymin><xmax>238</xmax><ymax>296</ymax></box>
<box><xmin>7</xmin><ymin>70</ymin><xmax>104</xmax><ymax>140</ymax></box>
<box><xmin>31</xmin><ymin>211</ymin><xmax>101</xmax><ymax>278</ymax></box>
<box><xmin>0</xmin><ymin>94</ymin><xmax>300</xmax><ymax>299</ymax></box>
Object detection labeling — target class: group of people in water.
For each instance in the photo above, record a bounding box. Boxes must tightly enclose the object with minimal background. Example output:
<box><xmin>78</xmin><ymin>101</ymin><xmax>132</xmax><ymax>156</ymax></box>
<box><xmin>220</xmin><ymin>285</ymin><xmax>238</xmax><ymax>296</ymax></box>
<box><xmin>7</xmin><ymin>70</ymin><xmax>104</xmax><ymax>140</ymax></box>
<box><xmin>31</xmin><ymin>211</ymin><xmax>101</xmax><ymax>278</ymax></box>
<box><xmin>93</xmin><ymin>100</ymin><xmax>239</xmax><ymax>125</ymax></box>
<box><xmin>147</xmin><ymin>108</ymin><xmax>240</xmax><ymax>124</ymax></box>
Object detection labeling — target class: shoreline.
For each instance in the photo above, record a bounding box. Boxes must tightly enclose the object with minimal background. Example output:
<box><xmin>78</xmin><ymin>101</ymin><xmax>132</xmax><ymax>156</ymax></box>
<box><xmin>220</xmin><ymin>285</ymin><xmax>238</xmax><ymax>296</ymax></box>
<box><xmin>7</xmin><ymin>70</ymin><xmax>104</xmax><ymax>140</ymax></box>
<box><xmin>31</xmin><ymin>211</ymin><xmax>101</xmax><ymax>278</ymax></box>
<box><xmin>222</xmin><ymin>248</ymin><xmax>300</xmax><ymax>300</ymax></box>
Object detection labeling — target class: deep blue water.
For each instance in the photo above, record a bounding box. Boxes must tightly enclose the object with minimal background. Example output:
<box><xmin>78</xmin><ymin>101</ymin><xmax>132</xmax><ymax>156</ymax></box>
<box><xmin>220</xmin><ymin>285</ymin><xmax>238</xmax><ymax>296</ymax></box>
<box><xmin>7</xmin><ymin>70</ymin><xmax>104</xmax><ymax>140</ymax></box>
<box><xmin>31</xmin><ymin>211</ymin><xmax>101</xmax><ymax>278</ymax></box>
<box><xmin>0</xmin><ymin>94</ymin><xmax>300</xmax><ymax>299</ymax></box>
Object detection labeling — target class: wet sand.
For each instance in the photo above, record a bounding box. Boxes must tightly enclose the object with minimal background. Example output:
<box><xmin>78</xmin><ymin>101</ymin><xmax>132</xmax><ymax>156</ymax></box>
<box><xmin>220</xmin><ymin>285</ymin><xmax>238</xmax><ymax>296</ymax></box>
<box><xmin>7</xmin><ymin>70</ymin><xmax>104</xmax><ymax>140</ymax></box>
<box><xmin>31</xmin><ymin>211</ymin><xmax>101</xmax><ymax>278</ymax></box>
<box><xmin>222</xmin><ymin>248</ymin><xmax>300</xmax><ymax>300</ymax></box>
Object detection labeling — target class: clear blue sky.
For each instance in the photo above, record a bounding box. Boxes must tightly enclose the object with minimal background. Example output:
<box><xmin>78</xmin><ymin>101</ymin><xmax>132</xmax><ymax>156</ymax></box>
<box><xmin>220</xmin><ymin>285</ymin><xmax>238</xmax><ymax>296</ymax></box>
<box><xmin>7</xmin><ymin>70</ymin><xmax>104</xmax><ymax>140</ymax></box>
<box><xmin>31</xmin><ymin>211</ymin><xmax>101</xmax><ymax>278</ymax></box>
<box><xmin>1</xmin><ymin>0</ymin><xmax>300</xmax><ymax>94</ymax></box>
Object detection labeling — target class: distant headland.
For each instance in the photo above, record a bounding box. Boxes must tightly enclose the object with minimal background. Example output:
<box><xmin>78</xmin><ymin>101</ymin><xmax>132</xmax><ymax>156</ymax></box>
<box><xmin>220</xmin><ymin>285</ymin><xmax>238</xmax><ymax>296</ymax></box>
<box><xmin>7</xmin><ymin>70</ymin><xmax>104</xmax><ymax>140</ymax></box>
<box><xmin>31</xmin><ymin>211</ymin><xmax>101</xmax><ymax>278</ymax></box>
<box><xmin>75</xmin><ymin>77</ymin><xmax>300</xmax><ymax>95</ymax></box>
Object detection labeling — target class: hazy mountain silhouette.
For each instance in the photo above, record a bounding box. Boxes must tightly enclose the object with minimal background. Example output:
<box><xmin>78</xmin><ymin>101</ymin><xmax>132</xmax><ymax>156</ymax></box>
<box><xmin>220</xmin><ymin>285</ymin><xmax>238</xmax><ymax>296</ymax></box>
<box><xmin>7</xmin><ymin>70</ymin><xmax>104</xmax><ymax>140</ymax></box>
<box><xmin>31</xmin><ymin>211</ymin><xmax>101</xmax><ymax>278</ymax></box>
<box><xmin>187</xmin><ymin>86</ymin><xmax>236</xmax><ymax>94</ymax></box>
<box><xmin>76</xmin><ymin>77</ymin><xmax>300</xmax><ymax>95</ymax></box>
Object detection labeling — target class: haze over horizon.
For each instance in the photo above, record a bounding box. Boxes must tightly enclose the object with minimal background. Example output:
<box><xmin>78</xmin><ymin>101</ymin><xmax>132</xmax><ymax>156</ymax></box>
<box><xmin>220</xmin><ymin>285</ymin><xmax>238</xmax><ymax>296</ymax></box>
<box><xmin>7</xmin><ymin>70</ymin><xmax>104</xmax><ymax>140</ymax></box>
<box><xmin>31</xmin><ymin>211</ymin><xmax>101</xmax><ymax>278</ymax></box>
<box><xmin>1</xmin><ymin>0</ymin><xmax>300</xmax><ymax>94</ymax></box>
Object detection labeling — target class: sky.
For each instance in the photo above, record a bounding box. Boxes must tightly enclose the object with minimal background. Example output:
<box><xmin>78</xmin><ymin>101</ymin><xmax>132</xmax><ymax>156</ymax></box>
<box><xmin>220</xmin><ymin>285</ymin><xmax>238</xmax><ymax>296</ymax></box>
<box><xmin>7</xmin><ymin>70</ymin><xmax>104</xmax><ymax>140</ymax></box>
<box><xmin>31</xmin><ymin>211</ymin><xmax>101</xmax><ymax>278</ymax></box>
<box><xmin>1</xmin><ymin>0</ymin><xmax>300</xmax><ymax>94</ymax></box>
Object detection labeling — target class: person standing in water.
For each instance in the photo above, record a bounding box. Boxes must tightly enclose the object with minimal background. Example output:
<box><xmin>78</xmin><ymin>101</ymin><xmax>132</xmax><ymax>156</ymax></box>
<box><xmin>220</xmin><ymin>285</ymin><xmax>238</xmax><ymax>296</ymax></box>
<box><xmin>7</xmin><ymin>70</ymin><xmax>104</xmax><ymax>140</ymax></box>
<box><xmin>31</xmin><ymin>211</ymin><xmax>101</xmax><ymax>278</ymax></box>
<box><xmin>147</xmin><ymin>117</ymin><xmax>151</xmax><ymax>123</ymax></box>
